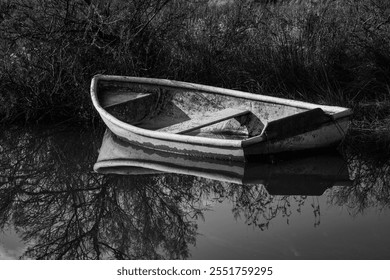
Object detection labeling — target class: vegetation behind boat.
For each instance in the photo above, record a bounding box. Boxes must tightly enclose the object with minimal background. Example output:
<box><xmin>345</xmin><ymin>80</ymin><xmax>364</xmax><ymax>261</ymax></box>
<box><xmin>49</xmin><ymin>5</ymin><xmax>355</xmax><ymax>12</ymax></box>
<box><xmin>0</xmin><ymin>0</ymin><xmax>389</xmax><ymax>143</ymax></box>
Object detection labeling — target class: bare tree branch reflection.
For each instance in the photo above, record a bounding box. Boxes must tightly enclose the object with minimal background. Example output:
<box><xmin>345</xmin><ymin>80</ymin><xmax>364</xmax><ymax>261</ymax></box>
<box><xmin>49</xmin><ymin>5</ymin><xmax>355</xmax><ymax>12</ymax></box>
<box><xmin>209</xmin><ymin>184</ymin><xmax>321</xmax><ymax>230</ymax></box>
<box><xmin>329</xmin><ymin>142</ymin><xmax>390</xmax><ymax>216</ymax></box>
<box><xmin>0</xmin><ymin>126</ymin><xmax>203</xmax><ymax>259</ymax></box>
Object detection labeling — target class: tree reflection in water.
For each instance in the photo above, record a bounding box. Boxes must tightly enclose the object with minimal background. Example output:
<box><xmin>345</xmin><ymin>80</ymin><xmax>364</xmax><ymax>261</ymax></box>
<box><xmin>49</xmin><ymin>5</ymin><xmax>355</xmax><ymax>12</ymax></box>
<box><xmin>329</xmin><ymin>142</ymin><xmax>390</xmax><ymax>215</ymax></box>
<box><xmin>223</xmin><ymin>186</ymin><xmax>320</xmax><ymax>230</ymax></box>
<box><xmin>0</xmin><ymin>126</ymin><xmax>389</xmax><ymax>259</ymax></box>
<box><xmin>0</xmin><ymin>126</ymin><xmax>206</xmax><ymax>259</ymax></box>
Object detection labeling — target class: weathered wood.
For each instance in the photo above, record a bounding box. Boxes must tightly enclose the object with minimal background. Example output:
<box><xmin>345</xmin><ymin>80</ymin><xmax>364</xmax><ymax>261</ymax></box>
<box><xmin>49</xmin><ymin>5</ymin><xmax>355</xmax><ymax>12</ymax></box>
<box><xmin>158</xmin><ymin>108</ymin><xmax>251</xmax><ymax>134</ymax></box>
<box><xmin>262</xmin><ymin>108</ymin><xmax>332</xmax><ymax>140</ymax></box>
<box><xmin>100</xmin><ymin>89</ymin><xmax>151</xmax><ymax>108</ymax></box>
<box><xmin>236</xmin><ymin>112</ymin><xmax>265</xmax><ymax>137</ymax></box>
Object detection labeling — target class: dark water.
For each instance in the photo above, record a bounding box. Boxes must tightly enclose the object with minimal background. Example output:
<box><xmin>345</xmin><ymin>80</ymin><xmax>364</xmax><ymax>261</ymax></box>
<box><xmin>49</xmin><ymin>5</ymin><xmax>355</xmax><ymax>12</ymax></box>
<box><xmin>0</xmin><ymin>125</ymin><xmax>389</xmax><ymax>260</ymax></box>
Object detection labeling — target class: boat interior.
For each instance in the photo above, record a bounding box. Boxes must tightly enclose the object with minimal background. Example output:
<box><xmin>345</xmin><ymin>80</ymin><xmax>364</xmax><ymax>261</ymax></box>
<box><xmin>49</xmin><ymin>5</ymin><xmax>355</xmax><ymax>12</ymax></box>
<box><xmin>97</xmin><ymin>80</ymin><xmax>334</xmax><ymax>140</ymax></box>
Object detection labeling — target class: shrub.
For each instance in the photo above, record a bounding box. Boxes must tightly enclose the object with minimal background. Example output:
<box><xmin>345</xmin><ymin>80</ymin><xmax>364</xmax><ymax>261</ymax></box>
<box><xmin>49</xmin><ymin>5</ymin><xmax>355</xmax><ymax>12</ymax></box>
<box><xmin>0</xmin><ymin>0</ymin><xmax>193</xmax><ymax>123</ymax></box>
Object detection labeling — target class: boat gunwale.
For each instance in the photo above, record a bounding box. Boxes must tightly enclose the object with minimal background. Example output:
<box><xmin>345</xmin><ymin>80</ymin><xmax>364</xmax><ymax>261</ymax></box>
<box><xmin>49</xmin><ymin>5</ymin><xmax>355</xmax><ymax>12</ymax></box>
<box><xmin>91</xmin><ymin>74</ymin><xmax>352</xmax><ymax>148</ymax></box>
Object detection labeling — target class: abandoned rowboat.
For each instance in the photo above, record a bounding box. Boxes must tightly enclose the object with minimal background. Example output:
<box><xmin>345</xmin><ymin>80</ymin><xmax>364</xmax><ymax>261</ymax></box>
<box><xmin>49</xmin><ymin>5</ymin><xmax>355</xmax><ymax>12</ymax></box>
<box><xmin>91</xmin><ymin>75</ymin><xmax>352</xmax><ymax>161</ymax></box>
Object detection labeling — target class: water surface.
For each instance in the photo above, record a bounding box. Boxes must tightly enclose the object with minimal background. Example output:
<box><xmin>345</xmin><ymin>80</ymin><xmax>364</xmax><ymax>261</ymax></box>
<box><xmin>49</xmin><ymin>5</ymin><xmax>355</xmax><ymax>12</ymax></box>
<box><xmin>0</xmin><ymin>125</ymin><xmax>389</xmax><ymax>259</ymax></box>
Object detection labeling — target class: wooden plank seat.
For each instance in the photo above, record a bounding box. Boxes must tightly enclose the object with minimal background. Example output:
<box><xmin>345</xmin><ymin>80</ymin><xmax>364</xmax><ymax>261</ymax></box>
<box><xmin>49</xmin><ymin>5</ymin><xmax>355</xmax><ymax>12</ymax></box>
<box><xmin>100</xmin><ymin>90</ymin><xmax>151</xmax><ymax>108</ymax></box>
<box><xmin>158</xmin><ymin>108</ymin><xmax>253</xmax><ymax>135</ymax></box>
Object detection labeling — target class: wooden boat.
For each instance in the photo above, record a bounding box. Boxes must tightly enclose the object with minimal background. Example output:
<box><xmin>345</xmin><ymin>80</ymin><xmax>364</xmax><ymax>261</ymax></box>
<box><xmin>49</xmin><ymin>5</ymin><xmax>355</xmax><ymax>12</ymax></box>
<box><xmin>94</xmin><ymin>129</ymin><xmax>352</xmax><ymax>195</ymax></box>
<box><xmin>91</xmin><ymin>75</ymin><xmax>352</xmax><ymax>161</ymax></box>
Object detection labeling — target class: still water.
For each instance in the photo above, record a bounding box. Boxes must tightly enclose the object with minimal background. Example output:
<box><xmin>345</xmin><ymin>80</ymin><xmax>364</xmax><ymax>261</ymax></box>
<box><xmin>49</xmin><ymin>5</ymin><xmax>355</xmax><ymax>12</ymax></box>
<box><xmin>0</xmin><ymin>125</ymin><xmax>389</xmax><ymax>259</ymax></box>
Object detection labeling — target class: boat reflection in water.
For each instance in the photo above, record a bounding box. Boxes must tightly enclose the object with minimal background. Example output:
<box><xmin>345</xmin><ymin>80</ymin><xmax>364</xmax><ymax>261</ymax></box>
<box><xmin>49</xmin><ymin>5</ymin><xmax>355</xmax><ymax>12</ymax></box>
<box><xmin>94</xmin><ymin>129</ymin><xmax>352</xmax><ymax>196</ymax></box>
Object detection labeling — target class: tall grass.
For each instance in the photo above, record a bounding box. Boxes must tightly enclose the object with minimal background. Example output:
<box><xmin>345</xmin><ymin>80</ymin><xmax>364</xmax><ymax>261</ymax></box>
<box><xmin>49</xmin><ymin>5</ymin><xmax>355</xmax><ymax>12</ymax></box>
<box><xmin>0</xmin><ymin>0</ymin><xmax>195</xmax><ymax>123</ymax></box>
<box><xmin>0</xmin><ymin>0</ymin><xmax>389</xmax><ymax>129</ymax></box>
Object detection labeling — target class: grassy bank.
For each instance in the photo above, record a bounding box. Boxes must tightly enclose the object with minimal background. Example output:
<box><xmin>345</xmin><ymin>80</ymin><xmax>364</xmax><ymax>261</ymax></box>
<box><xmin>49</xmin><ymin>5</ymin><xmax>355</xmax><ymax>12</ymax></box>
<box><xmin>0</xmin><ymin>0</ymin><xmax>389</xmax><ymax>134</ymax></box>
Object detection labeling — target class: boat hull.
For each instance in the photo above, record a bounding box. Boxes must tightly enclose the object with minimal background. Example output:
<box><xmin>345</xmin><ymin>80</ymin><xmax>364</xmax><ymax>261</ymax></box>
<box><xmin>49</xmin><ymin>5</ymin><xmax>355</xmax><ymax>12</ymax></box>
<box><xmin>100</xmin><ymin>111</ymin><xmax>350</xmax><ymax>161</ymax></box>
<box><xmin>243</xmin><ymin>116</ymin><xmax>350</xmax><ymax>157</ymax></box>
<box><xmin>101</xmin><ymin>115</ymin><xmax>246</xmax><ymax>160</ymax></box>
